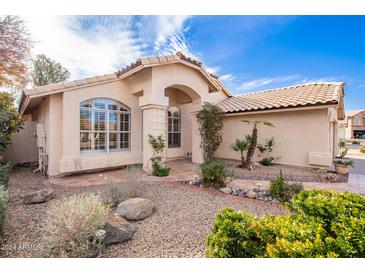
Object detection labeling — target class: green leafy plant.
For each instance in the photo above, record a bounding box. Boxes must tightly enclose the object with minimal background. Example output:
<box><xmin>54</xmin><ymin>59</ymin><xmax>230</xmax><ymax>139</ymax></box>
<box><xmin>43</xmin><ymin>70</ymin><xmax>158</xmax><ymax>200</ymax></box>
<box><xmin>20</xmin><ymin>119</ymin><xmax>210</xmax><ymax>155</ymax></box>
<box><xmin>0</xmin><ymin>157</ymin><xmax>11</xmax><ymax>187</ymax></box>
<box><xmin>352</xmin><ymin>141</ymin><xmax>360</xmax><ymax>145</ymax></box>
<box><xmin>241</xmin><ymin>120</ymin><xmax>274</xmax><ymax>169</ymax></box>
<box><xmin>0</xmin><ymin>92</ymin><xmax>23</xmax><ymax>151</ymax></box>
<box><xmin>333</xmin><ymin>159</ymin><xmax>354</xmax><ymax>168</ymax></box>
<box><xmin>148</xmin><ymin>134</ymin><xmax>170</xmax><ymax>177</ymax></box>
<box><xmin>196</xmin><ymin>102</ymin><xmax>224</xmax><ymax>162</ymax></box>
<box><xmin>42</xmin><ymin>192</ymin><xmax>109</xmax><ymax>257</ymax></box>
<box><xmin>200</xmin><ymin>160</ymin><xmax>229</xmax><ymax>189</ymax></box>
<box><xmin>257</xmin><ymin>137</ymin><xmax>275</xmax><ymax>166</ymax></box>
<box><xmin>230</xmin><ymin>136</ymin><xmax>251</xmax><ymax>167</ymax></box>
<box><xmin>206</xmin><ymin>190</ymin><xmax>365</xmax><ymax>258</ymax></box>
<box><xmin>269</xmin><ymin>170</ymin><xmax>304</xmax><ymax>203</ymax></box>
<box><xmin>0</xmin><ymin>185</ymin><xmax>9</xmax><ymax>235</ymax></box>
<box><xmin>338</xmin><ymin>139</ymin><xmax>348</xmax><ymax>158</ymax></box>
<box><xmin>360</xmin><ymin>146</ymin><xmax>365</xmax><ymax>153</ymax></box>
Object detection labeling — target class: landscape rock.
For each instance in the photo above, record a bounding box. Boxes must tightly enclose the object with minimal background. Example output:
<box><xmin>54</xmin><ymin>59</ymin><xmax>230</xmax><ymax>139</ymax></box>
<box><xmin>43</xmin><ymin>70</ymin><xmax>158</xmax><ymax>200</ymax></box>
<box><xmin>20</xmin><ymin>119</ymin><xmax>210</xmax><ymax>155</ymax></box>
<box><xmin>102</xmin><ymin>222</ymin><xmax>135</xmax><ymax>245</ymax></box>
<box><xmin>116</xmin><ymin>198</ymin><xmax>156</xmax><ymax>220</ymax></box>
<box><xmin>246</xmin><ymin>190</ymin><xmax>257</xmax><ymax>199</ymax></box>
<box><xmin>320</xmin><ymin>172</ymin><xmax>340</xmax><ymax>183</ymax></box>
<box><xmin>219</xmin><ymin>187</ymin><xmax>232</xmax><ymax>194</ymax></box>
<box><xmin>23</xmin><ymin>188</ymin><xmax>53</xmax><ymax>204</ymax></box>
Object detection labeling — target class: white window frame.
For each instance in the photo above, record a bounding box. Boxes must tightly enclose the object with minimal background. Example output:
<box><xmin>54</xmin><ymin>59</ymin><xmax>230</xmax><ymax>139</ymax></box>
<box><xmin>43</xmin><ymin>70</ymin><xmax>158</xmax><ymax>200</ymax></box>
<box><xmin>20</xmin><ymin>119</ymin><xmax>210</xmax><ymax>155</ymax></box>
<box><xmin>353</xmin><ymin>116</ymin><xmax>361</xmax><ymax>126</ymax></box>
<box><xmin>80</xmin><ymin>98</ymin><xmax>131</xmax><ymax>154</ymax></box>
<box><xmin>167</xmin><ymin>106</ymin><xmax>181</xmax><ymax>148</ymax></box>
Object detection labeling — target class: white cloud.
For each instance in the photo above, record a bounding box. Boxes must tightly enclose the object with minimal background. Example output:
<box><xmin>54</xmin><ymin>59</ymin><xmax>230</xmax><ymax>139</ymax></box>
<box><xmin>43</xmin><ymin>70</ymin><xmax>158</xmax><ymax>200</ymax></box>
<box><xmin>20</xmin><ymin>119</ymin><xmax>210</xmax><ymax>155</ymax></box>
<box><xmin>23</xmin><ymin>15</ymin><xmax>192</xmax><ymax>80</ymax></box>
<box><xmin>238</xmin><ymin>74</ymin><xmax>299</xmax><ymax>91</ymax></box>
<box><xmin>297</xmin><ymin>77</ymin><xmax>338</xmax><ymax>84</ymax></box>
<box><xmin>220</xmin><ymin>74</ymin><xmax>236</xmax><ymax>83</ymax></box>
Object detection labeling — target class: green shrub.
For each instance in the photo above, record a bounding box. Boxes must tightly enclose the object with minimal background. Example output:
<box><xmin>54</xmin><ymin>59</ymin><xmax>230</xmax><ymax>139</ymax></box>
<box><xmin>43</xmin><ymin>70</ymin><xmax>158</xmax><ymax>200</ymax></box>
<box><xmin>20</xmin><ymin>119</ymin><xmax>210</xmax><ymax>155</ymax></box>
<box><xmin>259</xmin><ymin>157</ymin><xmax>274</xmax><ymax>166</ymax></box>
<box><xmin>360</xmin><ymin>146</ymin><xmax>365</xmax><ymax>153</ymax></box>
<box><xmin>333</xmin><ymin>159</ymin><xmax>354</xmax><ymax>167</ymax></box>
<box><xmin>42</xmin><ymin>192</ymin><xmax>109</xmax><ymax>257</ymax></box>
<box><xmin>148</xmin><ymin>135</ymin><xmax>171</xmax><ymax>177</ymax></box>
<box><xmin>269</xmin><ymin>171</ymin><xmax>303</xmax><ymax>203</ymax></box>
<box><xmin>151</xmin><ymin>156</ymin><xmax>171</xmax><ymax>177</ymax></box>
<box><xmin>206</xmin><ymin>190</ymin><xmax>365</xmax><ymax>258</ymax></box>
<box><xmin>200</xmin><ymin>160</ymin><xmax>228</xmax><ymax>189</ymax></box>
<box><xmin>0</xmin><ymin>158</ymin><xmax>10</xmax><ymax>187</ymax></box>
<box><xmin>0</xmin><ymin>185</ymin><xmax>9</xmax><ymax>235</ymax></box>
<box><xmin>352</xmin><ymin>141</ymin><xmax>360</xmax><ymax>145</ymax></box>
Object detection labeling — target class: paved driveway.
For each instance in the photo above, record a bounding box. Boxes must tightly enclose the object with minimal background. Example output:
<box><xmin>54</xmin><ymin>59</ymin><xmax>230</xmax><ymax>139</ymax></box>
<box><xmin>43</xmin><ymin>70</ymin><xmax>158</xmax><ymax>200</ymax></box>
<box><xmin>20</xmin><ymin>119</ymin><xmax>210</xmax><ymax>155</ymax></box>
<box><xmin>347</xmin><ymin>144</ymin><xmax>365</xmax><ymax>184</ymax></box>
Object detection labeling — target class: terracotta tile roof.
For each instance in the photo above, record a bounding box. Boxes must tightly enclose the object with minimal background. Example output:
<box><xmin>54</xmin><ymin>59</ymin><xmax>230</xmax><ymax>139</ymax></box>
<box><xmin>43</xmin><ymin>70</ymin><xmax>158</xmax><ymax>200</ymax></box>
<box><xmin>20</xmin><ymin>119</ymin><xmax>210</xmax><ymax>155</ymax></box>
<box><xmin>218</xmin><ymin>82</ymin><xmax>345</xmax><ymax>113</ymax></box>
<box><xmin>116</xmin><ymin>52</ymin><xmax>230</xmax><ymax>96</ymax></box>
<box><xmin>24</xmin><ymin>52</ymin><xmax>230</xmax><ymax>97</ymax></box>
<box><xmin>346</xmin><ymin>109</ymin><xmax>365</xmax><ymax>117</ymax></box>
<box><xmin>25</xmin><ymin>73</ymin><xmax>118</xmax><ymax>96</ymax></box>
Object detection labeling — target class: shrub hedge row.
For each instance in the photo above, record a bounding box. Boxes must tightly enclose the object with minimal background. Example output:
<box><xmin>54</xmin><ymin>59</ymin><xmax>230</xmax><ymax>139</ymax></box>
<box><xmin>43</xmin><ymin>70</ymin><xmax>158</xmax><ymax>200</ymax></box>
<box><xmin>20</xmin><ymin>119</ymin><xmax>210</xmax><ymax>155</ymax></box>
<box><xmin>206</xmin><ymin>190</ymin><xmax>365</xmax><ymax>258</ymax></box>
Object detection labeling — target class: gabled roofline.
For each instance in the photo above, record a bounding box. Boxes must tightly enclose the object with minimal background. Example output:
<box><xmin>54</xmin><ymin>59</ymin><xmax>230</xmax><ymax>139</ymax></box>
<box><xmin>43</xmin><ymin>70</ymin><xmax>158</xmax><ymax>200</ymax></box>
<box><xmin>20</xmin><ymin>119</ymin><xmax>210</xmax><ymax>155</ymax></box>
<box><xmin>116</xmin><ymin>52</ymin><xmax>231</xmax><ymax>97</ymax></box>
<box><xmin>19</xmin><ymin>52</ymin><xmax>231</xmax><ymax>115</ymax></box>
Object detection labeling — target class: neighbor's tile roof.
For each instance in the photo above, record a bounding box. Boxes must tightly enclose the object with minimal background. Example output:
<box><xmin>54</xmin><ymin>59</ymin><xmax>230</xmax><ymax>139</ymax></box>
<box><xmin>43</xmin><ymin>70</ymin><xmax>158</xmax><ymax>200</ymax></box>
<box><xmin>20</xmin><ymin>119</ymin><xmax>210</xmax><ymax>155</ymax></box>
<box><xmin>218</xmin><ymin>82</ymin><xmax>344</xmax><ymax>113</ymax></box>
<box><xmin>346</xmin><ymin>109</ymin><xmax>365</xmax><ymax>117</ymax></box>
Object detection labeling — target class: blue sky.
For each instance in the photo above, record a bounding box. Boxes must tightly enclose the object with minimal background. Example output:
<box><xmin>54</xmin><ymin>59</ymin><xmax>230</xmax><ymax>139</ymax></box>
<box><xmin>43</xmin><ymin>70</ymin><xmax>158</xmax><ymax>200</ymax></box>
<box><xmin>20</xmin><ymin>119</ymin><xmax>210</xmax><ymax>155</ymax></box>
<box><xmin>25</xmin><ymin>15</ymin><xmax>365</xmax><ymax>110</ymax></box>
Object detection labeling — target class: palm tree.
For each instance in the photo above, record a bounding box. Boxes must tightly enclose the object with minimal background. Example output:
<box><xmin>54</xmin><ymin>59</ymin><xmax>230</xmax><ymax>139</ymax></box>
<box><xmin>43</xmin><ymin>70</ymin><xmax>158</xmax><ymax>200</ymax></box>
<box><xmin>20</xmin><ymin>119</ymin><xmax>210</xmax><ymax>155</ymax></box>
<box><xmin>242</xmin><ymin>120</ymin><xmax>274</xmax><ymax>169</ymax></box>
<box><xmin>231</xmin><ymin>136</ymin><xmax>251</xmax><ymax>167</ymax></box>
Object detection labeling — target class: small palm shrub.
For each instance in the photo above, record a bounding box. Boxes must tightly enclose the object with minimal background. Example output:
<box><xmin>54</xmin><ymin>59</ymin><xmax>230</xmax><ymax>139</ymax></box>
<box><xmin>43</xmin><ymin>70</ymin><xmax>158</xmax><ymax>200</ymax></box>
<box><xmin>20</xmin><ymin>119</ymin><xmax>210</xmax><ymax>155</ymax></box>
<box><xmin>0</xmin><ymin>158</ymin><xmax>10</xmax><ymax>187</ymax></box>
<box><xmin>360</xmin><ymin>146</ymin><xmax>365</xmax><ymax>153</ymax></box>
<box><xmin>269</xmin><ymin>171</ymin><xmax>303</xmax><ymax>203</ymax></box>
<box><xmin>0</xmin><ymin>185</ymin><xmax>9</xmax><ymax>235</ymax></box>
<box><xmin>200</xmin><ymin>160</ymin><xmax>229</xmax><ymax>189</ymax></box>
<box><xmin>230</xmin><ymin>136</ymin><xmax>250</xmax><ymax>167</ymax></box>
<box><xmin>206</xmin><ymin>190</ymin><xmax>365</xmax><ymax>258</ymax></box>
<box><xmin>42</xmin><ymin>192</ymin><xmax>109</xmax><ymax>257</ymax></box>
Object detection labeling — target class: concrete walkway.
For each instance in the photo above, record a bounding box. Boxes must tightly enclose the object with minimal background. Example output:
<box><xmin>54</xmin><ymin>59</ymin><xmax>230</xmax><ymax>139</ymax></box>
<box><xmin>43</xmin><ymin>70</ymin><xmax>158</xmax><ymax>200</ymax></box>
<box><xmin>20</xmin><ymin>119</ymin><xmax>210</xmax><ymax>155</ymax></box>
<box><xmin>347</xmin><ymin>144</ymin><xmax>365</xmax><ymax>187</ymax></box>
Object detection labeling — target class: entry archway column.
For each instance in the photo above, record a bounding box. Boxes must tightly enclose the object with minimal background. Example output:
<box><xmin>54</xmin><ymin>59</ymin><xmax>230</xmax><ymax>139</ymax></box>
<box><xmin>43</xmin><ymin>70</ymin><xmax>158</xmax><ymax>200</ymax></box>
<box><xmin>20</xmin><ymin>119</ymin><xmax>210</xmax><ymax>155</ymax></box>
<box><xmin>141</xmin><ymin>104</ymin><xmax>168</xmax><ymax>171</ymax></box>
<box><xmin>190</xmin><ymin>100</ymin><xmax>204</xmax><ymax>164</ymax></box>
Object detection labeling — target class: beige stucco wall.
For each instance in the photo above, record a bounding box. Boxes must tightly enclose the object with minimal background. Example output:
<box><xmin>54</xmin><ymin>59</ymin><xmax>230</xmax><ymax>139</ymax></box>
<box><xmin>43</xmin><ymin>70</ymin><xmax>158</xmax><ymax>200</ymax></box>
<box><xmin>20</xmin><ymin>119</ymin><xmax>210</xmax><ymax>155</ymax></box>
<box><xmin>215</xmin><ymin>107</ymin><xmax>334</xmax><ymax>167</ymax></box>
<box><xmin>0</xmin><ymin>121</ymin><xmax>38</xmax><ymax>164</ymax></box>
<box><xmin>56</xmin><ymin>80</ymin><xmax>143</xmax><ymax>176</ymax></box>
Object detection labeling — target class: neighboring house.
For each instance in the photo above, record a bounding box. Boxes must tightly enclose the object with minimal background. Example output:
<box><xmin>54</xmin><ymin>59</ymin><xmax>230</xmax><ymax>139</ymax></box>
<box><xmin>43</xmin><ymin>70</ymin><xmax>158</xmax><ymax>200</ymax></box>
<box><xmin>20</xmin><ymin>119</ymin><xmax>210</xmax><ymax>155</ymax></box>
<box><xmin>339</xmin><ymin>109</ymin><xmax>365</xmax><ymax>140</ymax></box>
<box><xmin>6</xmin><ymin>53</ymin><xmax>345</xmax><ymax>176</ymax></box>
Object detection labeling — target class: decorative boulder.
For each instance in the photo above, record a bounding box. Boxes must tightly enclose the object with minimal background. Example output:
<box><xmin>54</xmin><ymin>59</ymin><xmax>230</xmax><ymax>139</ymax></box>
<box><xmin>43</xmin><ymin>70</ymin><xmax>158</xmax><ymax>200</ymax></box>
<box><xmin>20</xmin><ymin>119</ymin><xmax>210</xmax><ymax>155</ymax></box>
<box><xmin>102</xmin><ymin>222</ymin><xmax>135</xmax><ymax>245</ymax></box>
<box><xmin>320</xmin><ymin>172</ymin><xmax>340</xmax><ymax>183</ymax></box>
<box><xmin>23</xmin><ymin>188</ymin><xmax>54</xmax><ymax>204</ymax></box>
<box><xmin>116</xmin><ymin>198</ymin><xmax>156</xmax><ymax>221</ymax></box>
<box><xmin>246</xmin><ymin>190</ymin><xmax>257</xmax><ymax>199</ymax></box>
<box><xmin>219</xmin><ymin>187</ymin><xmax>232</xmax><ymax>194</ymax></box>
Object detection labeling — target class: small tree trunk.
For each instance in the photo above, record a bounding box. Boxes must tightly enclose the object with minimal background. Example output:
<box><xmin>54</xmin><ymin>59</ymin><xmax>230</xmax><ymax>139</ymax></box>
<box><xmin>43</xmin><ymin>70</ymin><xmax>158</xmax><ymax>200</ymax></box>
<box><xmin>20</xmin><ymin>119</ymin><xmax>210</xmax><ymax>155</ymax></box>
<box><xmin>245</xmin><ymin>125</ymin><xmax>257</xmax><ymax>170</ymax></box>
<box><xmin>240</xmin><ymin>151</ymin><xmax>245</xmax><ymax>167</ymax></box>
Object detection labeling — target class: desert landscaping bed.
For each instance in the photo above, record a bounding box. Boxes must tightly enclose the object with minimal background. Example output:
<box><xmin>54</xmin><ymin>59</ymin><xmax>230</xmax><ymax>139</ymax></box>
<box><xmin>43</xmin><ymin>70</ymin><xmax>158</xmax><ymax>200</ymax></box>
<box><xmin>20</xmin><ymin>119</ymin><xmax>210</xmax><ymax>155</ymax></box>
<box><xmin>0</xmin><ymin>168</ymin><xmax>286</xmax><ymax>258</ymax></box>
<box><xmin>225</xmin><ymin>160</ymin><xmax>348</xmax><ymax>183</ymax></box>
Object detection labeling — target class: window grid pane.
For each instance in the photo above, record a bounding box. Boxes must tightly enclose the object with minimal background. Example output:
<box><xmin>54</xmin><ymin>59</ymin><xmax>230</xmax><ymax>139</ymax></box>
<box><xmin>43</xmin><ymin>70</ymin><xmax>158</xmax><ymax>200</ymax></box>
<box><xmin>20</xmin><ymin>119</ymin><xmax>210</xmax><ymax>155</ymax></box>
<box><xmin>80</xmin><ymin>99</ymin><xmax>131</xmax><ymax>152</ymax></box>
<box><xmin>168</xmin><ymin>108</ymin><xmax>181</xmax><ymax>148</ymax></box>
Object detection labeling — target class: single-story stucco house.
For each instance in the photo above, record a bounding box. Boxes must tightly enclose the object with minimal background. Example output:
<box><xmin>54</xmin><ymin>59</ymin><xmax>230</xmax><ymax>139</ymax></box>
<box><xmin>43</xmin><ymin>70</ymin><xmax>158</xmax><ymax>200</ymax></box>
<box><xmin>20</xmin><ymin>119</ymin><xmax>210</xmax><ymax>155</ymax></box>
<box><xmin>338</xmin><ymin>109</ymin><xmax>365</xmax><ymax>140</ymax></box>
<box><xmin>3</xmin><ymin>52</ymin><xmax>345</xmax><ymax>176</ymax></box>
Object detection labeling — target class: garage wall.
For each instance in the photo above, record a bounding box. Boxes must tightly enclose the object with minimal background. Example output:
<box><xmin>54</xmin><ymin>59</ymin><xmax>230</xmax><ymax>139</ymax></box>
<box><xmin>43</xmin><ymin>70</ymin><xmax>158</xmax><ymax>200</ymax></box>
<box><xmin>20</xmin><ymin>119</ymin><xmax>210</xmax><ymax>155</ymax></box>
<box><xmin>0</xmin><ymin>121</ymin><xmax>38</xmax><ymax>164</ymax></box>
<box><xmin>215</xmin><ymin>108</ymin><xmax>332</xmax><ymax>167</ymax></box>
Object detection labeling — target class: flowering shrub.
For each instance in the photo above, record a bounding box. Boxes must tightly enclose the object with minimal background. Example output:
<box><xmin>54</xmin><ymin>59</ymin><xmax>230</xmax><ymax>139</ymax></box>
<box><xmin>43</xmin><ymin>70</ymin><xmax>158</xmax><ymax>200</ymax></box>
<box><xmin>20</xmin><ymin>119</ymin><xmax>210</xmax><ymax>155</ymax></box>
<box><xmin>206</xmin><ymin>190</ymin><xmax>365</xmax><ymax>258</ymax></box>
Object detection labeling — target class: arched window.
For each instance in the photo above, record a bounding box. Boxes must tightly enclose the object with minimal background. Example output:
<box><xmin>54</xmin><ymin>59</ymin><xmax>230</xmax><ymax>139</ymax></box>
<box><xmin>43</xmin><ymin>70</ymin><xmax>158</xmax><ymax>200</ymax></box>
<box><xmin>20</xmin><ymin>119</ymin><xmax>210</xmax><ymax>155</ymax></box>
<box><xmin>80</xmin><ymin>98</ymin><xmax>131</xmax><ymax>153</ymax></box>
<box><xmin>168</xmin><ymin>106</ymin><xmax>181</xmax><ymax>148</ymax></box>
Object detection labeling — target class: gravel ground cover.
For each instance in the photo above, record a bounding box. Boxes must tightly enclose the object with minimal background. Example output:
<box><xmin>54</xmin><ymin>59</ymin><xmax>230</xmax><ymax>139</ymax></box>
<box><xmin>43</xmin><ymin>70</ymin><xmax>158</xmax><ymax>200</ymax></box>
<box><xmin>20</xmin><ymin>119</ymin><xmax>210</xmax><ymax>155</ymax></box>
<box><xmin>225</xmin><ymin>160</ymin><xmax>348</xmax><ymax>183</ymax></box>
<box><xmin>1</xmin><ymin>168</ymin><xmax>286</xmax><ymax>258</ymax></box>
